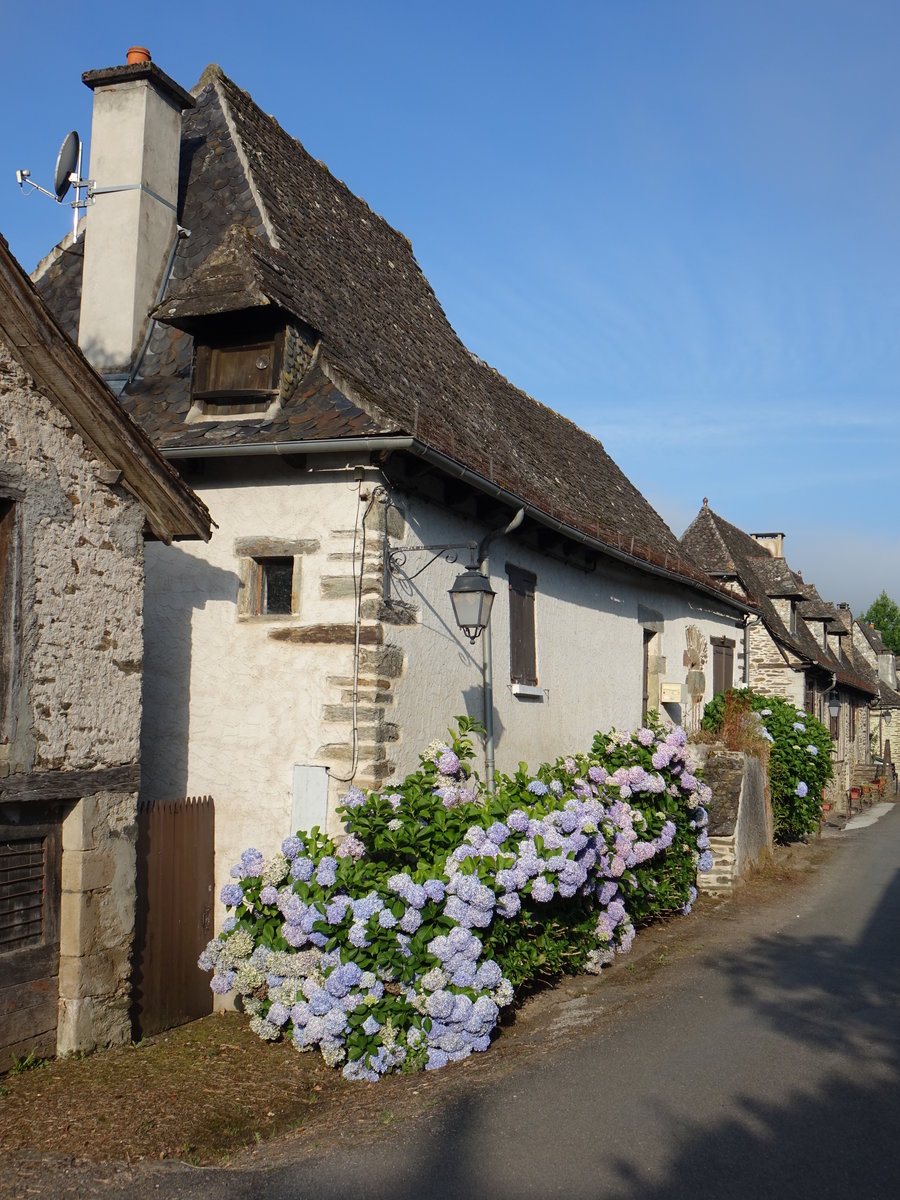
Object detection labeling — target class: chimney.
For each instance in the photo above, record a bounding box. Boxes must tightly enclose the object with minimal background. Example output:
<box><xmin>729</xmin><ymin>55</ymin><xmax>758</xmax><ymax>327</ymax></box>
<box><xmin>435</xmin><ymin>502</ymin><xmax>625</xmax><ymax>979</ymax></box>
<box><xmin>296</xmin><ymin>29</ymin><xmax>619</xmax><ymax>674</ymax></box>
<box><xmin>78</xmin><ymin>50</ymin><xmax>194</xmax><ymax>377</ymax></box>
<box><xmin>749</xmin><ymin>531</ymin><xmax>785</xmax><ymax>558</ymax></box>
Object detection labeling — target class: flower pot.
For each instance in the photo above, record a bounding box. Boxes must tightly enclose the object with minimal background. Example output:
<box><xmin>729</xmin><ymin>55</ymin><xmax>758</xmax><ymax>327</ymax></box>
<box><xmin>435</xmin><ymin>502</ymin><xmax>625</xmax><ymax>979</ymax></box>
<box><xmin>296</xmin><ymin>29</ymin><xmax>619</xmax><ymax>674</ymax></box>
<box><xmin>850</xmin><ymin>787</ymin><xmax>860</xmax><ymax>801</ymax></box>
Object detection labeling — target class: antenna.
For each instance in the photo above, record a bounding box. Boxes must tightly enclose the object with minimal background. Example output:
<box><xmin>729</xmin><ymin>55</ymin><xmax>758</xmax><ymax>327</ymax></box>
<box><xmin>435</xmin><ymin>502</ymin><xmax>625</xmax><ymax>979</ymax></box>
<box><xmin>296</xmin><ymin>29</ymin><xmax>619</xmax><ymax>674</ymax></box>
<box><xmin>16</xmin><ymin>130</ymin><xmax>86</xmax><ymax>241</ymax></box>
<box><xmin>54</xmin><ymin>132</ymin><xmax>80</xmax><ymax>201</ymax></box>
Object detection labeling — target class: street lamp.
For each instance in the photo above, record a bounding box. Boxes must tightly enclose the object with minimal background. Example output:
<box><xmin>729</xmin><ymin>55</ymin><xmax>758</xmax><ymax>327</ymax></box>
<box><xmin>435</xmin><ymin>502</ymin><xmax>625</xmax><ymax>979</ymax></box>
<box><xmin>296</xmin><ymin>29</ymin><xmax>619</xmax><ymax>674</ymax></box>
<box><xmin>827</xmin><ymin>693</ymin><xmax>841</xmax><ymax>721</ymax></box>
<box><xmin>448</xmin><ymin>566</ymin><xmax>495</xmax><ymax>644</ymax></box>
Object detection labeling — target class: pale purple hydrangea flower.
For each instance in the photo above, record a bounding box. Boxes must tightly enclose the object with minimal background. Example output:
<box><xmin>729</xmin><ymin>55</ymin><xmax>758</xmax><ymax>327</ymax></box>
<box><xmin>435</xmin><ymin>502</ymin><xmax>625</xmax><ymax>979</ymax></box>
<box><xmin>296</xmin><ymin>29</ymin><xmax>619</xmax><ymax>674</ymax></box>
<box><xmin>336</xmin><ymin>833</ymin><xmax>366</xmax><ymax>861</ymax></box>
<box><xmin>795</xmin><ymin>781</ymin><xmax>808</xmax><ymax>797</ymax></box>
<box><xmin>437</xmin><ymin>749</ymin><xmax>461</xmax><ymax>776</ymax></box>
<box><xmin>259</xmin><ymin>885</ymin><xmax>278</xmax><ymax>906</ymax></box>
<box><xmin>807</xmin><ymin>745</ymin><xmax>818</xmax><ymax>756</ymax></box>
<box><xmin>240</xmin><ymin>848</ymin><xmax>264</xmax><ymax>876</ymax></box>
<box><xmin>637</xmin><ymin>727</ymin><xmax>655</xmax><ymax>747</ymax></box>
<box><xmin>527</xmin><ymin>780</ymin><xmax>548</xmax><ymax>796</ymax></box>
<box><xmin>281</xmin><ymin>836</ymin><xmax>303</xmax><ymax>860</ymax></box>
<box><xmin>793</xmin><ymin>722</ymin><xmax>806</xmax><ymax>732</ymax></box>
<box><xmin>698</xmin><ymin>849</ymin><xmax>714</xmax><ymax>872</ymax></box>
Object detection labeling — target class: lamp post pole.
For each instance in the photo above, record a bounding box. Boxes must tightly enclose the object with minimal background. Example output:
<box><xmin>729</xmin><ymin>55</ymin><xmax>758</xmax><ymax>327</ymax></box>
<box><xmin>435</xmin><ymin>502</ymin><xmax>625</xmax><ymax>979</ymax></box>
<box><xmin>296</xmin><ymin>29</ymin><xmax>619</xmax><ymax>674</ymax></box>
<box><xmin>474</xmin><ymin>508</ymin><xmax>524</xmax><ymax>794</ymax></box>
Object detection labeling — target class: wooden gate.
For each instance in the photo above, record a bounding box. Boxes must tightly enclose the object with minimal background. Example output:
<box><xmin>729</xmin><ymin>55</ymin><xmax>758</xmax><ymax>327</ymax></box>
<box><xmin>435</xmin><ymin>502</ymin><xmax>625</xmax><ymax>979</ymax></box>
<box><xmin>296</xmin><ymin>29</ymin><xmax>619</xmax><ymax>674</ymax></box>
<box><xmin>132</xmin><ymin>796</ymin><xmax>214</xmax><ymax>1038</ymax></box>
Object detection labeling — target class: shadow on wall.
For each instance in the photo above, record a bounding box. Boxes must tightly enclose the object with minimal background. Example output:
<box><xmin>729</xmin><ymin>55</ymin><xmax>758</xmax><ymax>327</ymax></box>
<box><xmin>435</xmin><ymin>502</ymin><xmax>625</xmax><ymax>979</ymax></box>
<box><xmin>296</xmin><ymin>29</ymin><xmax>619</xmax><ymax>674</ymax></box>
<box><xmin>461</xmin><ymin>683</ymin><xmax>505</xmax><ymax>759</ymax></box>
<box><xmin>140</xmin><ymin>544</ymin><xmax>238</xmax><ymax>802</ymax></box>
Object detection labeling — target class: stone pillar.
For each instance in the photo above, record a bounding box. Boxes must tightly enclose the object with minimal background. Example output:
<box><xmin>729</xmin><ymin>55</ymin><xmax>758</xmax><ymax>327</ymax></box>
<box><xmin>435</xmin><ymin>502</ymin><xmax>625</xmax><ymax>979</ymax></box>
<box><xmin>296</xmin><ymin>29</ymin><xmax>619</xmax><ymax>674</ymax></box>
<box><xmin>57</xmin><ymin>790</ymin><xmax>137</xmax><ymax>1054</ymax></box>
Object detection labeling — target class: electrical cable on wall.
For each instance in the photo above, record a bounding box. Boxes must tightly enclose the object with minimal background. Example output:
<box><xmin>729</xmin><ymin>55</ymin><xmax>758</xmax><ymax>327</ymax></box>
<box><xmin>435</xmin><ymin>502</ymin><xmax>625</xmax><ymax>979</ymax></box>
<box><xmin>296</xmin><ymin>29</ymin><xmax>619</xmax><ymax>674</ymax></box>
<box><xmin>330</xmin><ymin>481</ymin><xmax>382</xmax><ymax>784</ymax></box>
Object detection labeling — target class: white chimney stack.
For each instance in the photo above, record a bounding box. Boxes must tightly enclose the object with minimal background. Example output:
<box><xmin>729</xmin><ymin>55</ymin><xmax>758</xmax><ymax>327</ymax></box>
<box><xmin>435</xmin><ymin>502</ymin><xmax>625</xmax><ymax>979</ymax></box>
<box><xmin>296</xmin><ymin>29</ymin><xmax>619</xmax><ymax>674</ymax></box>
<box><xmin>78</xmin><ymin>49</ymin><xmax>194</xmax><ymax>377</ymax></box>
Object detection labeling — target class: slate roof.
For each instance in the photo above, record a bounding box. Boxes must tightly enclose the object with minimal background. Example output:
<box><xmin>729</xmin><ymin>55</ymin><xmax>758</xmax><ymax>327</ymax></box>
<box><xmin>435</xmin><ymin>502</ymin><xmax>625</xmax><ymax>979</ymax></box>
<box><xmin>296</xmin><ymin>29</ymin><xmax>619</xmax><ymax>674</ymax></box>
<box><xmin>680</xmin><ymin>503</ymin><xmax>876</xmax><ymax>695</ymax></box>
<box><xmin>34</xmin><ymin>62</ymin><xmax>744</xmax><ymax>604</ymax></box>
<box><xmin>857</xmin><ymin>622</ymin><xmax>887</xmax><ymax>656</ymax></box>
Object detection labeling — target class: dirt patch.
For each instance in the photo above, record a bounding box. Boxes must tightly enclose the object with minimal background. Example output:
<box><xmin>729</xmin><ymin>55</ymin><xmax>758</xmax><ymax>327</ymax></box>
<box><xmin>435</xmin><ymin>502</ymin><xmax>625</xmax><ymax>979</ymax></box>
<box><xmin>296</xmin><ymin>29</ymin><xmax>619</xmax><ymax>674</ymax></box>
<box><xmin>0</xmin><ymin>835</ymin><xmax>837</xmax><ymax>1193</ymax></box>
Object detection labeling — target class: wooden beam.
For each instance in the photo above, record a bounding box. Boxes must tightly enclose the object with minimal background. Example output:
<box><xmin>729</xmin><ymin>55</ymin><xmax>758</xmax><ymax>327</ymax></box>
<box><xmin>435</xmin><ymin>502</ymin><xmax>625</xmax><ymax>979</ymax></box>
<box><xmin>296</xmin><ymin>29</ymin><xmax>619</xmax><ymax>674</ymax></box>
<box><xmin>0</xmin><ymin>763</ymin><xmax>140</xmax><ymax>804</ymax></box>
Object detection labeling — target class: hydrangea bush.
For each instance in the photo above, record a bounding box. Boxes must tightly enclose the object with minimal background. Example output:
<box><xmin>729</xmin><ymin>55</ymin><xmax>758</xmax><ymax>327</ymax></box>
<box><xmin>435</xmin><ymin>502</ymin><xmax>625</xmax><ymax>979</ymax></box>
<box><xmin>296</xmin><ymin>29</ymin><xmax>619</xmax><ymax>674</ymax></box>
<box><xmin>199</xmin><ymin>717</ymin><xmax>712</xmax><ymax>1081</ymax></box>
<box><xmin>701</xmin><ymin>689</ymin><xmax>834</xmax><ymax>841</ymax></box>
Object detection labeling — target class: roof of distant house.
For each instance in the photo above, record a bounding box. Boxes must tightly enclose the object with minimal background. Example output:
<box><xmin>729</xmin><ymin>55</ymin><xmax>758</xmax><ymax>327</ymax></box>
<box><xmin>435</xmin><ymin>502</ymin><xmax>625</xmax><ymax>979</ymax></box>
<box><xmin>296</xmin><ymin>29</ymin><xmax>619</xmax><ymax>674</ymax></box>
<box><xmin>680</xmin><ymin>503</ymin><xmax>876</xmax><ymax>695</ymax></box>
<box><xmin>34</xmin><ymin>63</ymin><xmax>747</xmax><ymax>607</ymax></box>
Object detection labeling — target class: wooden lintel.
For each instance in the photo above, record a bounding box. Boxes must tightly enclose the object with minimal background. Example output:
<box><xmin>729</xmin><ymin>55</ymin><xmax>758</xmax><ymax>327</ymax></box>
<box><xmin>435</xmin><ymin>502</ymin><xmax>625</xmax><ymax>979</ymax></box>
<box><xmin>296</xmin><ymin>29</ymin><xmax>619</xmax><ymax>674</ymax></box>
<box><xmin>0</xmin><ymin>763</ymin><xmax>140</xmax><ymax>804</ymax></box>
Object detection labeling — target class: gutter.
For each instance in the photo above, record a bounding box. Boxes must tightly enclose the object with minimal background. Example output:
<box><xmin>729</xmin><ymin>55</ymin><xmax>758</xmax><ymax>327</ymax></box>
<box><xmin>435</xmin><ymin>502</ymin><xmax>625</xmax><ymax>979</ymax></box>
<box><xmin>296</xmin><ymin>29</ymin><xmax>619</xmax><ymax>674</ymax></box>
<box><xmin>161</xmin><ymin>435</ymin><xmax>753</xmax><ymax>615</ymax></box>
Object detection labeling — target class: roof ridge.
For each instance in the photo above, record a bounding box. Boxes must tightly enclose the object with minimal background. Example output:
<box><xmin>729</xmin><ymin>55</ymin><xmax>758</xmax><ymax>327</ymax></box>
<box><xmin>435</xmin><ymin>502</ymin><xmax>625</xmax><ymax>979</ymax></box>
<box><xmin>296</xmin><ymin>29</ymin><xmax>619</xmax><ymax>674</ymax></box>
<box><xmin>208</xmin><ymin>72</ymin><xmax>281</xmax><ymax>251</ymax></box>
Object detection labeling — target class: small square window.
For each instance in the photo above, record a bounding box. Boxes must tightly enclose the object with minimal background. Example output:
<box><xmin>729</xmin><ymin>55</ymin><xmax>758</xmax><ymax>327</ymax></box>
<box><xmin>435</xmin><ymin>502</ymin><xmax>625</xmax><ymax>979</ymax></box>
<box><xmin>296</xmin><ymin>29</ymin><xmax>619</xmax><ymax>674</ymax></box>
<box><xmin>253</xmin><ymin>557</ymin><xmax>295</xmax><ymax>616</ymax></box>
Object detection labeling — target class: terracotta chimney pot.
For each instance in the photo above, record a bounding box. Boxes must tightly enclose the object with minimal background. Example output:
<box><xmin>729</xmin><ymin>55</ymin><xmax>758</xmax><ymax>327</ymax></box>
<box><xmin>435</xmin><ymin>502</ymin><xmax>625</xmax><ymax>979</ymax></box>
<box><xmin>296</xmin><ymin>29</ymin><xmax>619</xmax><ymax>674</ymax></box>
<box><xmin>126</xmin><ymin>46</ymin><xmax>152</xmax><ymax>65</ymax></box>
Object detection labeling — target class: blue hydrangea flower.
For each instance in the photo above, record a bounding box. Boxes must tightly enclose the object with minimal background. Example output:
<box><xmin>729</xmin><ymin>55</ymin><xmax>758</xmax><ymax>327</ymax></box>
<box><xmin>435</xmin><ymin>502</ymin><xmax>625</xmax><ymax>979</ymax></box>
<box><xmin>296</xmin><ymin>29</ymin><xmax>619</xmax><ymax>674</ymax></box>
<box><xmin>316</xmin><ymin>857</ymin><xmax>338</xmax><ymax>887</ymax></box>
<box><xmin>342</xmin><ymin>786</ymin><xmax>367</xmax><ymax>809</ymax></box>
<box><xmin>291</xmin><ymin>857</ymin><xmax>315</xmax><ymax>882</ymax></box>
<box><xmin>795</xmin><ymin>781</ymin><xmax>809</xmax><ymax>797</ymax></box>
<box><xmin>281</xmin><ymin>836</ymin><xmax>304</xmax><ymax>860</ymax></box>
<box><xmin>220</xmin><ymin>883</ymin><xmax>244</xmax><ymax>907</ymax></box>
<box><xmin>527</xmin><ymin>780</ymin><xmax>549</xmax><ymax>796</ymax></box>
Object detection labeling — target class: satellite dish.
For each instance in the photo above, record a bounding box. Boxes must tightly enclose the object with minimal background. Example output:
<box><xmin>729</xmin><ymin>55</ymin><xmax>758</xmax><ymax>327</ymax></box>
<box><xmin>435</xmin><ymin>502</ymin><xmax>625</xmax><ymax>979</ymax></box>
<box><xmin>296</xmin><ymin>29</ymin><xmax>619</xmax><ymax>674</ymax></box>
<box><xmin>53</xmin><ymin>131</ymin><xmax>80</xmax><ymax>202</ymax></box>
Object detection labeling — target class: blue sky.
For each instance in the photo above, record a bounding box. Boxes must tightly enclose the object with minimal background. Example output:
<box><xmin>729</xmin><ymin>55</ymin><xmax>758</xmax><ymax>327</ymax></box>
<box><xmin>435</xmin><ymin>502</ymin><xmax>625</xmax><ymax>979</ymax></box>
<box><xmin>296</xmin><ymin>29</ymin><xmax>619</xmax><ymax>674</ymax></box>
<box><xmin>2</xmin><ymin>1</ymin><xmax>898</xmax><ymax>613</ymax></box>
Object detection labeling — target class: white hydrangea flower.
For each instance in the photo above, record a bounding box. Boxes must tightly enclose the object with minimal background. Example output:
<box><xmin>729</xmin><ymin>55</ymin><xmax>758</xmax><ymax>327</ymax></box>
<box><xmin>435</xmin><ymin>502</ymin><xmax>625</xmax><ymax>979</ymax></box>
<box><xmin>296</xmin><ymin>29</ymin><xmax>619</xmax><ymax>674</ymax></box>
<box><xmin>261</xmin><ymin>853</ymin><xmax>289</xmax><ymax>887</ymax></box>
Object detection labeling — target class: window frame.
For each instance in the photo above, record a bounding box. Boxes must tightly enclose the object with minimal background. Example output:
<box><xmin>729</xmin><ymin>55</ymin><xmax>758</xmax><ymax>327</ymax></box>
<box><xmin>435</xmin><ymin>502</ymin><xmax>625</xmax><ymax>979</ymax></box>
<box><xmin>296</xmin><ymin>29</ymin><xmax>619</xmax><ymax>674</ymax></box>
<box><xmin>236</xmin><ymin>549</ymin><xmax>302</xmax><ymax>621</ymax></box>
<box><xmin>190</xmin><ymin>313</ymin><xmax>287</xmax><ymax>420</ymax></box>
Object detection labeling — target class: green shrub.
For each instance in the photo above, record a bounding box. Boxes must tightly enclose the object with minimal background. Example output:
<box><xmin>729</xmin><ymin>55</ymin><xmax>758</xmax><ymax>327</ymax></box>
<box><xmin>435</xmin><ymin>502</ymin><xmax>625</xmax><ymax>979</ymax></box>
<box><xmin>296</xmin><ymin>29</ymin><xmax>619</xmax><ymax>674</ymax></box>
<box><xmin>701</xmin><ymin>689</ymin><xmax>833</xmax><ymax>841</ymax></box>
<box><xmin>199</xmin><ymin>717</ymin><xmax>712</xmax><ymax>1081</ymax></box>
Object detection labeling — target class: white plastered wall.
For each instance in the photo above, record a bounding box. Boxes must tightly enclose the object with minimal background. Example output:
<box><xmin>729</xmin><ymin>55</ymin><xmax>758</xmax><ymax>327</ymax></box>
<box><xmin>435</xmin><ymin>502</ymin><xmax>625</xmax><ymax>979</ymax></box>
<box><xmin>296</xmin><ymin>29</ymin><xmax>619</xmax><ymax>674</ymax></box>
<box><xmin>141</xmin><ymin>458</ymin><xmax>365</xmax><ymax>912</ymax></box>
<box><xmin>383</xmin><ymin>496</ymin><xmax>746</xmax><ymax>781</ymax></box>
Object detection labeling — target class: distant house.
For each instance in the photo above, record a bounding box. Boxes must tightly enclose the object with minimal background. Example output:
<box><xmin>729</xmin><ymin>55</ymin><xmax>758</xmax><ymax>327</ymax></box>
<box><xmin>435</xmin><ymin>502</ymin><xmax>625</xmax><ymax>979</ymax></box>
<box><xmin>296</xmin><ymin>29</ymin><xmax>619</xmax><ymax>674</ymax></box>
<box><xmin>852</xmin><ymin>620</ymin><xmax>900</xmax><ymax>761</ymax></box>
<box><xmin>680</xmin><ymin>501</ymin><xmax>877</xmax><ymax>804</ymax></box>
<box><xmin>36</xmin><ymin>51</ymin><xmax>753</xmax><ymax>924</ymax></box>
<box><xmin>0</xmin><ymin>234</ymin><xmax>210</xmax><ymax>1060</ymax></box>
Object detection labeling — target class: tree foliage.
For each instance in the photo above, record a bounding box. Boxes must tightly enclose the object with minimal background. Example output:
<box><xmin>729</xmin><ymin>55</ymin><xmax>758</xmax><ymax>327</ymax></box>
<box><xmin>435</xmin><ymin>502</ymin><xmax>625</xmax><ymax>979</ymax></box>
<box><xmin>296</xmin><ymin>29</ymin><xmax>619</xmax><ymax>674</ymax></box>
<box><xmin>861</xmin><ymin>591</ymin><xmax>900</xmax><ymax>654</ymax></box>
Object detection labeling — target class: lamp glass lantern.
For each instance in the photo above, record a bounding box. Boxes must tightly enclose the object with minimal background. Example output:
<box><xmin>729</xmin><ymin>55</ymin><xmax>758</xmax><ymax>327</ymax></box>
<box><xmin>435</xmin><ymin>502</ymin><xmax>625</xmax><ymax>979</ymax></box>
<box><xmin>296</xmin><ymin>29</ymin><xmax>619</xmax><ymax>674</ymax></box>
<box><xmin>827</xmin><ymin>694</ymin><xmax>841</xmax><ymax>719</ymax></box>
<box><xmin>448</xmin><ymin>567</ymin><xmax>495</xmax><ymax>643</ymax></box>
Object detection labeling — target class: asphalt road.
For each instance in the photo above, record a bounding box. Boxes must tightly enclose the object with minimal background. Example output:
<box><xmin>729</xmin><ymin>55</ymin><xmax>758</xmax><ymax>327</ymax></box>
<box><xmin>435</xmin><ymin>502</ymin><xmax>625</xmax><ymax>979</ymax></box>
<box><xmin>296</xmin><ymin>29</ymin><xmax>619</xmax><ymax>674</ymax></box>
<box><xmin>31</xmin><ymin>804</ymin><xmax>900</xmax><ymax>1199</ymax></box>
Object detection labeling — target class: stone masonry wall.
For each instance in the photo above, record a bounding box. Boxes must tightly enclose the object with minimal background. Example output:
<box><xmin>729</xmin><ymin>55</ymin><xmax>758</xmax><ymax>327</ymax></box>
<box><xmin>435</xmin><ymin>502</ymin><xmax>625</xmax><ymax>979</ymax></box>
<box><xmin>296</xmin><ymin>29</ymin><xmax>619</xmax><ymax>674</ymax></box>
<box><xmin>1</xmin><ymin>340</ymin><xmax>145</xmax><ymax>1053</ymax></box>
<box><xmin>693</xmin><ymin>743</ymin><xmax>771</xmax><ymax>896</ymax></box>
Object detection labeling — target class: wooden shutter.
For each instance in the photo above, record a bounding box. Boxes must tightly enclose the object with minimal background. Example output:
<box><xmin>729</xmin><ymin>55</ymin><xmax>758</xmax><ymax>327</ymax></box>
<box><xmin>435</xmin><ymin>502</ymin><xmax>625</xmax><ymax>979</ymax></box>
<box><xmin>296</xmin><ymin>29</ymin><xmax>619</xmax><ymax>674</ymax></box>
<box><xmin>711</xmin><ymin>638</ymin><xmax>734</xmax><ymax>696</ymax></box>
<box><xmin>506</xmin><ymin>565</ymin><xmax>537</xmax><ymax>686</ymax></box>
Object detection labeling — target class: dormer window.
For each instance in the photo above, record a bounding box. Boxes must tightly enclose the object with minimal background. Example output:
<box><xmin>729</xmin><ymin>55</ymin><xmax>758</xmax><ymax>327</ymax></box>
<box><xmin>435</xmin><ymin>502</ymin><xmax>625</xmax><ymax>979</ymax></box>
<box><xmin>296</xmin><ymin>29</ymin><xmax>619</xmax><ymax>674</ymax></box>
<box><xmin>189</xmin><ymin>313</ymin><xmax>285</xmax><ymax>420</ymax></box>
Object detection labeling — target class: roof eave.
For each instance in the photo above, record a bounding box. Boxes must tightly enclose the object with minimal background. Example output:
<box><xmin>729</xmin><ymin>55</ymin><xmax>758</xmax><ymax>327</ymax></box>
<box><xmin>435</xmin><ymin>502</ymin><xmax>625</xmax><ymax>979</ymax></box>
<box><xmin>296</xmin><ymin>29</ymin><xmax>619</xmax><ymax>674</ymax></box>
<box><xmin>162</xmin><ymin>435</ymin><xmax>753</xmax><ymax>615</ymax></box>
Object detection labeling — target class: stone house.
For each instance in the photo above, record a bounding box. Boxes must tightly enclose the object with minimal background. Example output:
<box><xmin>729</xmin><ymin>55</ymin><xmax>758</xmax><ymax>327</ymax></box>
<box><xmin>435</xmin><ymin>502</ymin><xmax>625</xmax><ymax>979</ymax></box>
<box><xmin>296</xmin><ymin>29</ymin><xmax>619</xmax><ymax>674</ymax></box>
<box><xmin>0</xmin><ymin>234</ymin><xmax>210</xmax><ymax>1060</ymax></box>
<box><xmin>680</xmin><ymin>502</ymin><xmax>877</xmax><ymax>805</ymax></box>
<box><xmin>852</xmin><ymin>620</ymin><xmax>900</xmax><ymax>762</ymax></box>
<box><xmin>34</xmin><ymin>50</ymin><xmax>753</xmax><ymax>923</ymax></box>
